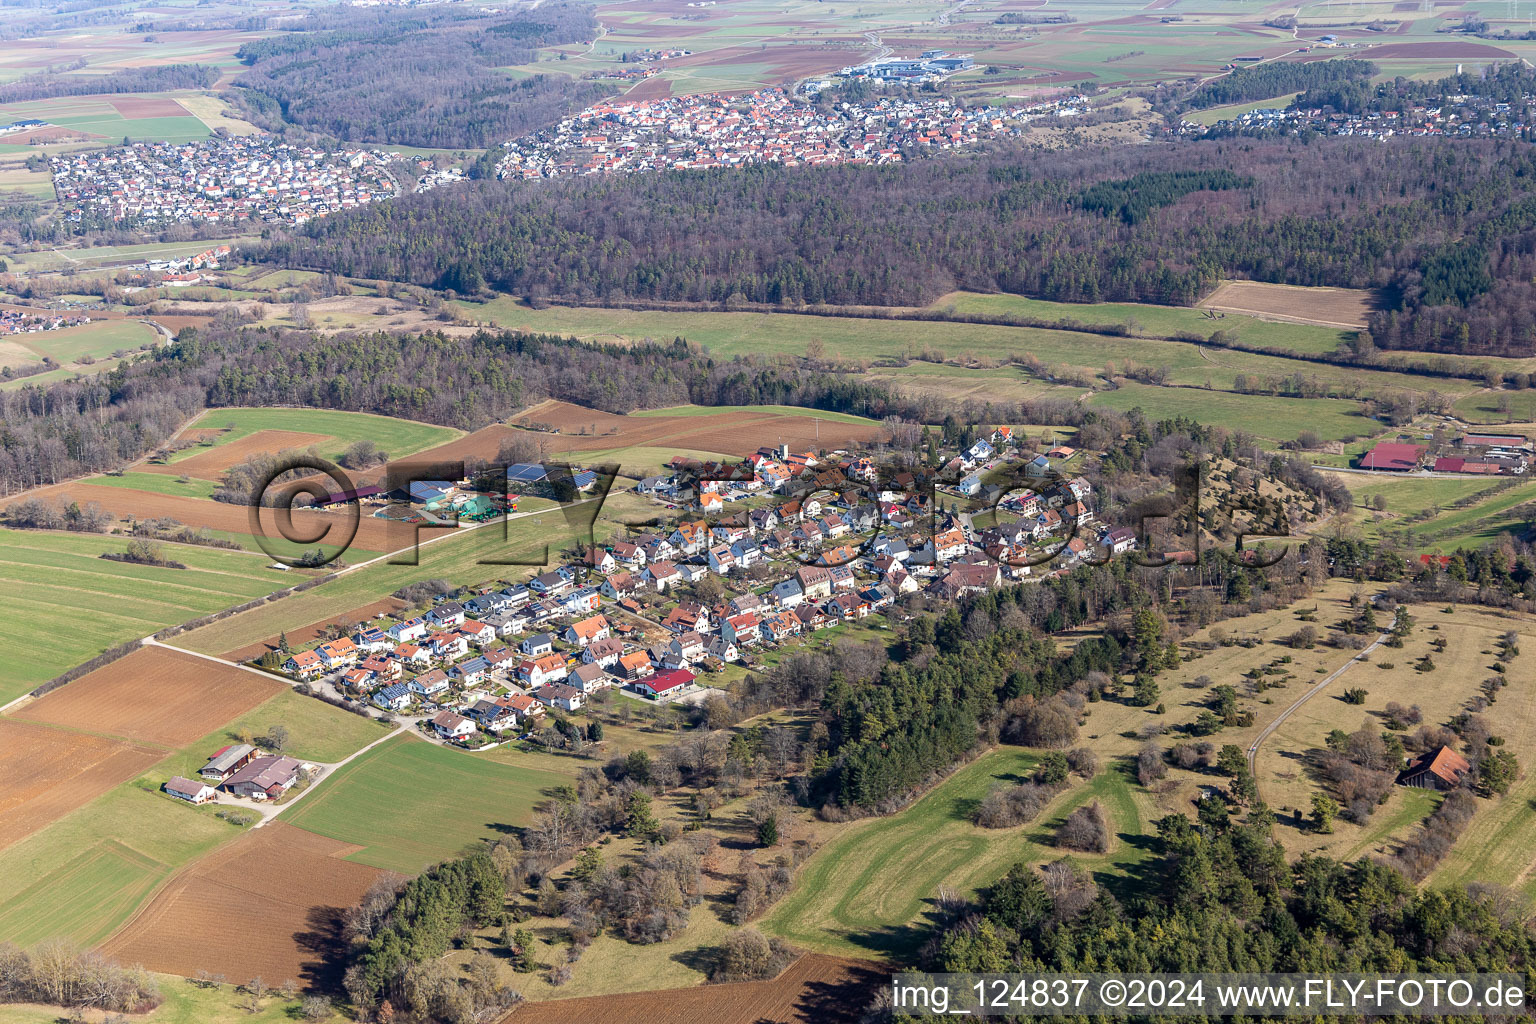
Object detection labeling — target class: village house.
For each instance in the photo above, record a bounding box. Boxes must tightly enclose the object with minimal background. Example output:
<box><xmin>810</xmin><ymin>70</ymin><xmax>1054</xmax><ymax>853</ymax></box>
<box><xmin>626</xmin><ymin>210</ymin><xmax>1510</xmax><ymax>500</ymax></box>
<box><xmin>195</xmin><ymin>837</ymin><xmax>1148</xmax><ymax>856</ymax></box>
<box><xmin>427</xmin><ymin>601</ymin><xmax>466</xmax><ymax>628</ymax></box>
<box><xmin>583</xmin><ymin>636</ymin><xmax>625</xmax><ymax>669</ymax></box>
<box><xmin>601</xmin><ymin>571</ymin><xmax>643</xmax><ymax>600</ymax></box>
<box><xmin>565</xmin><ymin>614</ymin><xmax>611</xmax><ymax>647</ymax></box>
<box><xmin>795</xmin><ymin>565</ymin><xmax>834</xmax><ymax>600</ymax></box>
<box><xmin>374</xmin><ymin>682</ymin><xmax>413</xmax><ymax>711</ymax></box>
<box><xmin>519</xmin><ymin>653</ymin><xmax>569</xmax><ymax>688</ymax></box>
<box><xmin>584</xmin><ymin>547</ymin><xmax>618</xmax><ymax>574</ymax></box>
<box><xmin>465</xmin><ymin>699</ymin><xmax>519</xmax><ymax>733</ymax></box>
<box><xmin>431</xmin><ymin>710</ymin><xmax>477</xmax><ymax>741</ymax></box>
<box><xmin>284</xmin><ymin>650</ymin><xmax>323</xmax><ymax>679</ymax></box>
<box><xmin>453</xmin><ymin>656</ymin><xmax>490</xmax><ymax>688</ymax></box>
<box><xmin>632</xmin><ymin>668</ymin><xmax>696</xmax><ymax>700</ymax></box>
<box><xmin>520</xmin><ymin>633</ymin><xmax>555</xmax><ymax>657</ymax></box>
<box><xmin>646</xmin><ymin>559</ymin><xmax>682</xmax><ymax>593</ymax></box>
<box><xmin>316</xmin><ymin>637</ymin><xmax>358</xmax><ymax>670</ymax></box>
<box><xmin>534</xmin><ymin>682</ymin><xmax>585</xmax><ymax>712</ymax></box>
<box><xmin>165</xmin><ymin>776</ymin><xmax>217</xmax><ymax>804</ymax></box>
<box><xmin>408</xmin><ymin>668</ymin><xmax>452</xmax><ymax>698</ymax></box>
<box><xmin>619</xmin><ymin>650</ymin><xmax>654</xmax><ymax>680</ymax></box>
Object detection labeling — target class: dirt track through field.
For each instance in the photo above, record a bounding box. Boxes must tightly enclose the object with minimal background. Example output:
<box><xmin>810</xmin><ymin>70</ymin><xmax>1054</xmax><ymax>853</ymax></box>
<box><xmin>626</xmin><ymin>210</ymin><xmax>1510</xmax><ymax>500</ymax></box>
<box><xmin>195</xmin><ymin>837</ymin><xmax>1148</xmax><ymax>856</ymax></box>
<box><xmin>0</xmin><ymin>720</ymin><xmax>163</xmax><ymax>850</ymax></box>
<box><xmin>102</xmin><ymin>823</ymin><xmax>384</xmax><ymax>991</ymax></box>
<box><xmin>507</xmin><ymin>954</ymin><xmax>887</xmax><ymax>1024</ymax></box>
<box><xmin>10</xmin><ymin>645</ymin><xmax>283</xmax><ymax>748</ymax></box>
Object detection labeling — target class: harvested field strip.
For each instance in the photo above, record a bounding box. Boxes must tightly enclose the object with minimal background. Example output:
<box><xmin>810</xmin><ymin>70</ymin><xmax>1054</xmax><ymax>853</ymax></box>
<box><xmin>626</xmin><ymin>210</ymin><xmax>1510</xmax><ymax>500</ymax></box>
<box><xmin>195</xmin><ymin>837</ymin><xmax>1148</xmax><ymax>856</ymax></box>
<box><xmin>0</xmin><ymin>839</ymin><xmax>166</xmax><ymax>947</ymax></box>
<box><xmin>144</xmin><ymin>429</ymin><xmax>335</xmax><ymax>480</ymax></box>
<box><xmin>169</xmin><ymin>408</ymin><xmax>461</xmax><ymax>466</ymax></box>
<box><xmin>102</xmin><ymin>823</ymin><xmax>384</xmax><ymax>990</ymax></box>
<box><xmin>7</xmin><ymin>482</ymin><xmax>408</xmax><ymax>552</ymax></box>
<box><xmin>0</xmin><ymin>720</ymin><xmax>163</xmax><ymax>851</ymax></box>
<box><xmin>1201</xmin><ymin>280</ymin><xmax>1376</xmax><ymax>328</ymax></box>
<box><xmin>511</xmin><ymin>399</ymin><xmax>881</xmax><ymax>457</ymax></box>
<box><xmin>507</xmin><ymin>954</ymin><xmax>887</xmax><ymax>1024</ymax></box>
<box><xmin>11</xmin><ymin>646</ymin><xmax>284</xmax><ymax>748</ymax></box>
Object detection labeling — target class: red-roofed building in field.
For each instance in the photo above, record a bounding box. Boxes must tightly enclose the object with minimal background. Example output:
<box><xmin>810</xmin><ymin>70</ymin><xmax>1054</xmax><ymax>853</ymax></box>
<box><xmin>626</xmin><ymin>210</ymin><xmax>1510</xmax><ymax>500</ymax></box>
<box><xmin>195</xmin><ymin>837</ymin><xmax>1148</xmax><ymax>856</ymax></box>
<box><xmin>1462</xmin><ymin>434</ymin><xmax>1526</xmax><ymax>448</ymax></box>
<box><xmin>632</xmin><ymin>668</ymin><xmax>695</xmax><ymax>699</ymax></box>
<box><xmin>1433</xmin><ymin>457</ymin><xmax>1465</xmax><ymax>473</ymax></box>
<box><xmin>1360</xmin><ymin>442</ymin><xmax>1425</xmax><ymax>472</ymax></box>
<box><xmin>1398</xmin><ymin>745</ymin><xmax>1470</xmax><ymax>790</ymax></box>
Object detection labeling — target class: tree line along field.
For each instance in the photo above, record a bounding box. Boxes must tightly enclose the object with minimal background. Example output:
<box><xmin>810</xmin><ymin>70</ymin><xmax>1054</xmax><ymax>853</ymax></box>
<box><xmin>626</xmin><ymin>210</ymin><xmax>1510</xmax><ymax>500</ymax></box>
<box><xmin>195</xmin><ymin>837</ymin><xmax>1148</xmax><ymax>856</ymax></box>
<box><xmin>0</xmin><ymin>528</ymin><xmax>298</xmax><ymax>703</ymax></box>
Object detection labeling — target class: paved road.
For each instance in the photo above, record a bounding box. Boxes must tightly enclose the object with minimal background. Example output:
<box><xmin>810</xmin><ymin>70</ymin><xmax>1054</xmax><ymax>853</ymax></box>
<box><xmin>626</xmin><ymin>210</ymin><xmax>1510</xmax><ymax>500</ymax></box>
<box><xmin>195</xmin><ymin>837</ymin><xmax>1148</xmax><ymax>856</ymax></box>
<box><xmin>1246</xmin><ymin>632</ymin><xmax>1388</xmax><ymax>789</ymax></box>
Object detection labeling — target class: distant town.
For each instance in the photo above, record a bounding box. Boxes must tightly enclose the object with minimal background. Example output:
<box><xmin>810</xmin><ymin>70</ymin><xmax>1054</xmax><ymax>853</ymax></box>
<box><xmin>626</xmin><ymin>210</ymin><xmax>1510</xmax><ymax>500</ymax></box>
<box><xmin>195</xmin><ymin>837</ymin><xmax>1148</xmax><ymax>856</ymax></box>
<box><xmin>51</xmin><ymin>136</ymin><xmax>400</xmax><ymax>227</ymax></box>
<box><xmin>494</xmin><ymin>87</ymin><xmax>1084</xmax><ymax>180</ymax></box>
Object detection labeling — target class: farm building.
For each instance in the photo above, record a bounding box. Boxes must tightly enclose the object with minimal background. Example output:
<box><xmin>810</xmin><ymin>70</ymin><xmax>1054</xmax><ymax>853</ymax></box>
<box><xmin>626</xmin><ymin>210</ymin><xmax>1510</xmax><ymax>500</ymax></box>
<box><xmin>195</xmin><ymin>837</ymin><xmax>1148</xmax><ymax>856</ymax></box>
<box><xmin>165</xmin><ymin>776</ymin><xmax>217</xmax><ymax>804</ymax></box>
<box><xmin>199</xmin><ymin>743</ymin><xmax>256</xmax><ymax>781</ymax></box>
<box><xmin>1359</xmin><ymin>442</ymin><xmax>1426</xmax><ymax>472</ymax></box>
<box><xmin>1397</xmin><ymin>745</ymin><xmax>1470</xmax><ymax>790</ymax></box>
<box><xmin>223</xmin><ymin>755</ymin><xmax>303</xmax><ymax>800</ymax></box>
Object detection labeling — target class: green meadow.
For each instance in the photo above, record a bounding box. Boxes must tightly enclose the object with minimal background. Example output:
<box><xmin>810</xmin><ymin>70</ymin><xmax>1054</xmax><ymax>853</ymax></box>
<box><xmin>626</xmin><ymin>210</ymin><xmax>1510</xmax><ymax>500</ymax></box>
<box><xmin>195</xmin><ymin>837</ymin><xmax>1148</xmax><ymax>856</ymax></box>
<box><xmin>170</xmin><ymin>407</ymin><xmax>461</xmax><ymax>465</ymax></box>
<box><xmin>282</xmin><ymin>736</ymin><xmax>571</xmax><ymax>874</ymax></box>
<box><xmin>0</xmin><ymin>528</ymin><xmax>292</xmax><ymax>702</ymax></box>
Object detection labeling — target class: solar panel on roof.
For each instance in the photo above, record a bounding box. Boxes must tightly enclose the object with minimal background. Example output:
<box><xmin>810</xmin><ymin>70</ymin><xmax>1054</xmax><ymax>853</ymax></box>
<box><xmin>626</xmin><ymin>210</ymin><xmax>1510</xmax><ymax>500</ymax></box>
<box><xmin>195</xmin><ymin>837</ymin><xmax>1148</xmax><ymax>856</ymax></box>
<box><xmin>506</xmin><ymin>463</ymin><xmax>548</xmax><ymax>482</ymax></box>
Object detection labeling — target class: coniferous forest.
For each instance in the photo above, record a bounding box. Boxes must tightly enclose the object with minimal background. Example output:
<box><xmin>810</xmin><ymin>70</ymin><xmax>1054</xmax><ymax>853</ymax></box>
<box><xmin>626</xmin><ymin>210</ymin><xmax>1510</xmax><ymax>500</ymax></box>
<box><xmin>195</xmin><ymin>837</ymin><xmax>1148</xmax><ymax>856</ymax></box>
<box><xmin>261</xmin><ymin>137</ymin><xmax>1536</xmax><ymax>356</ymax></box>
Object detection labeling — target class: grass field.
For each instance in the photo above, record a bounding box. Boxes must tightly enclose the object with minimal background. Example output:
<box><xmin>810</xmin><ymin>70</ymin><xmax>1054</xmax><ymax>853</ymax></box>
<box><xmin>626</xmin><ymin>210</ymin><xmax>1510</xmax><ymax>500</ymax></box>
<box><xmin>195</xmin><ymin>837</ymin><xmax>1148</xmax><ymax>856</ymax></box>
<box><xmin>459</xmin><ymin>298</ymin><xmax>1469</xmax><ymax>431</ymax></box>
<box><xmin>1087</xmin><ymin>382</ymin><xmax>1372</xmax><ymax>442</ymax></box>
<box><xmin>760</xmin><ymin>746</ymin><xmax>1149</xmax><ymax>960</ymax></box>
<box><xmin>281</xmin><ymin>735</ymin><xmax>572</xmax><ymax>874</ymax></box>
<box><xmin>0</xmin><ymin>316</ymin><xmax>156</xmax><ymax>372</ymax></box>
<box><xmin>82</xmin><ymin>471</ymin><xmax>219</xmax><ymax>500</ymax></box>
<box><xmin>0</xmin><ymin>528</ymin><xmax>294</xmax><ymax>703</ymax></box>
<box><xmin>930</xmin><ymin>291</ymin><xmax>1351</xmax><ymax>355</ymax></box>
<box><xmin>4</xmin><ymin>239</ymin><xmax>259</xmax><ymax>274</ymax></box>
<box><xmin>1324</xmin><ymin>473</ymin><xmax>1508</xmax><ymax>544</ymax></box>
<box><xmin>0</xmin><ymin>783</ymin><xmax>244</xmax><ymax>947</ymax></box>
<box><xmin>170</xmin><ymin>407</ymin><xmax>461</xmax><ymax>465</ymax></box>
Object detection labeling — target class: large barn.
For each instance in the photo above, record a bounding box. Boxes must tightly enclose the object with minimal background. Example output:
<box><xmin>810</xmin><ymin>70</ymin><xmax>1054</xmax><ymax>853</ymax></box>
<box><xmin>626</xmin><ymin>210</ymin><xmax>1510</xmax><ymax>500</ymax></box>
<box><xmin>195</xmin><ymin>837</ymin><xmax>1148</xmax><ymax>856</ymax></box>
<box><xmin>1359</xmin><ymin>442</ymin><xmax>1426</xmax><ymax>472</ymax></box>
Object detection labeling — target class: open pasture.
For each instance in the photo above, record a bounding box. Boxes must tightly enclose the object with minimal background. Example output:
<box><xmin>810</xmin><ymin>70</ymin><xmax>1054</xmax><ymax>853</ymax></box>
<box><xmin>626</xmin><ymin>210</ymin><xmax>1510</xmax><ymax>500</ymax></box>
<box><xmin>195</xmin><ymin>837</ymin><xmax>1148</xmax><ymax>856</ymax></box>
<box><xmin>0</xmin><ymin>313</ymin><xmax>156</xmax><ymax>370</ymax></box>
<box><xmin>102</xmin><ymin>823</ymin><xmax>386</xmax><ymax>991</ymax></box>
<box><xmin>282</xmin><ymin>736</ymin><xmax>573</xmax><ymax>874</ymax></box>
<box><xmin>761</xmin><ymin>746</ymin><xmax>1150</xmax><ymax>959</ymax></box>
<box><xmin>0</xmin><ymin>94</ymin><xmax>210</xmax><ymax>153</ymax></box>
<box><xmin>0</xmin><ymin>528</ymin><xmax>294</xmax><ymax>703</ymax></box>
<box><xmin>11</xmin><ymin>645</ymin><xmax>284</xmax><ymax>748</ymax></box>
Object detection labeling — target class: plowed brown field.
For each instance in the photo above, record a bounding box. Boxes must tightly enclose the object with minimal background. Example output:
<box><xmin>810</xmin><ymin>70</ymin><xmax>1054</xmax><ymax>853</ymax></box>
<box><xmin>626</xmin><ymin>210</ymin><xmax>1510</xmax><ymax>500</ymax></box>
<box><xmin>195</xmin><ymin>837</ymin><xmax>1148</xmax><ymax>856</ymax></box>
<box><xmin>145</xmin><ymin>430</ymin><xmax>335</xmax><ymax>480</ymax></box>
<box><xmin>0</xmin><ymin>720</ymin><xmax>163</xmax><ymax>849</ymax></box>
<box><xmin>102</xmin><ymin>823</ymin><xmax>385</xmax><ymax>991</ymax></box>
<box><xmin>11</xmin><ymin>646</ymin><xmax>283</xmax><ymax>747</ymax></box>
<box><xmin>506</xmin><ymin>954</ymin><xmax>887</xmax><ymax>1024</ymax></box>
<box><xmin>512</xmin><ymin>401</ymin><xmax>880</xmax><ymax>457</ymax></box>
<box><xmin>1201</xmin><ymin>281</ymin><xmax>1376</xmax><ymax>329</ymax></box>
<box><xmin>106</xmin><ymin>96</ymin><xmax>191</xmax><ymax>118</ymax></box>
<box><xmin>9</xmin><ymin>482</ymin><xmax>403</xmax><ymax>552</ymax></box>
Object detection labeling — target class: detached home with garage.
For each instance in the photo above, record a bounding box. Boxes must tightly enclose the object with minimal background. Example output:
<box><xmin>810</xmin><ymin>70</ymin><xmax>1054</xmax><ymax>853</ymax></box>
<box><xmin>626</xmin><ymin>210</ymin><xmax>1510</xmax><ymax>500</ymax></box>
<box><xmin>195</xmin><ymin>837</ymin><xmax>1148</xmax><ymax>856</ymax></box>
<box><xmin>164</xmin><ymin>776</ymin><xmax>217</xmax><ymax>804</ymax></box>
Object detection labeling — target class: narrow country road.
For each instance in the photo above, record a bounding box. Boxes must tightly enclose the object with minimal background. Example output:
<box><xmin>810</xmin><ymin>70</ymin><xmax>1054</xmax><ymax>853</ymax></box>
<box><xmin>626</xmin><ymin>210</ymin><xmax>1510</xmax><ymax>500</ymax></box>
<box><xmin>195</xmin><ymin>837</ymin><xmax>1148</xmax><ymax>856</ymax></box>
<box><xmin>1247</xmin><ymin>632</ymin><xmax>1388</xmax><ymax>788</ymax></box>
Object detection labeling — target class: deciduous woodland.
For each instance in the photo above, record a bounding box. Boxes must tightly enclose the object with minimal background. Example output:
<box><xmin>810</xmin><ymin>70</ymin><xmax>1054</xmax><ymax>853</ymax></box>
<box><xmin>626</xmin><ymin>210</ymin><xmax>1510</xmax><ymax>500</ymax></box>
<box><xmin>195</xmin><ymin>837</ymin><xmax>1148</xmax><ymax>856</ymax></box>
<box><xmin>228</xmin><ymin>4</ymin><xmax>608</xmax><ymax>148</ymax></box>
<box><xmin>0</xmin><ymin>64</ymin><xmax>219</xmax><ymax>103</ymax></box>
<box><xmin>1181</xmin><ymin>58</ymin><xmax>1377</xmax><ymax>109</ymax></box>
<box><xmin>263</xmin><ymin>138</ymin><xmax>1536</xmax><ymax>357</ymax></box>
